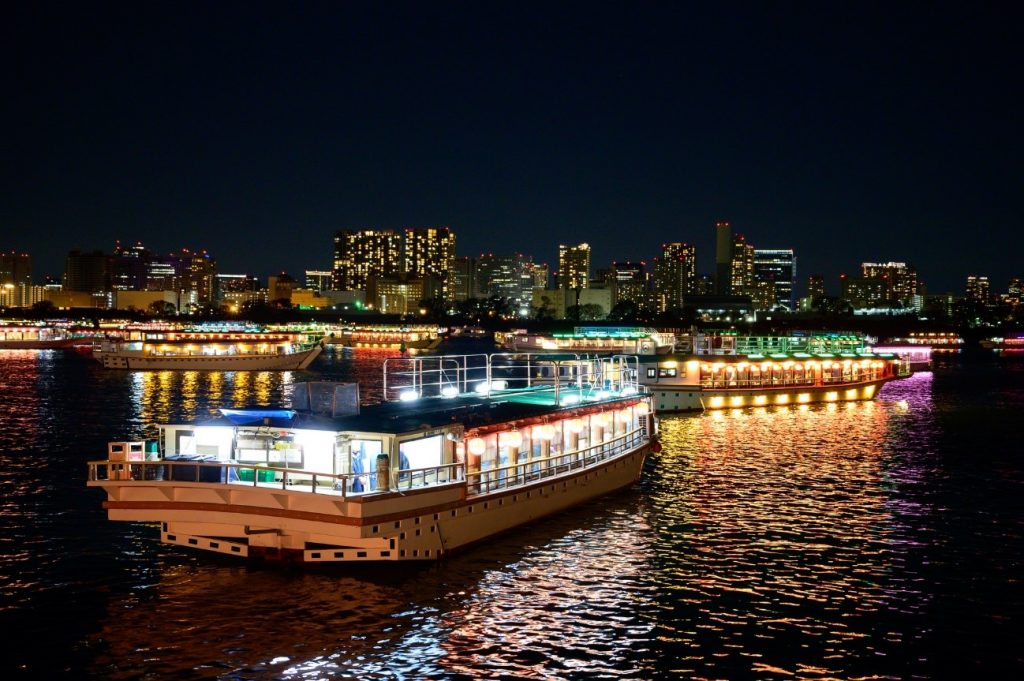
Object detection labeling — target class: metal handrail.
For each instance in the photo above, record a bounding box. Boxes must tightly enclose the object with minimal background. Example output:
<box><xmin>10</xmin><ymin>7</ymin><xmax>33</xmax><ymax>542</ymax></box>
<box><xmin>466</xmin><ymin>426</ymin><xmax>647</xmax><ymax>495</ymax></box>
<box><xmin>381</xmin><ymin>352</ymin><xmax>644</xmax><ymax>402</ymax></box>
<box><xmin>85</xmin><ymin>458</ymin><xmax>468</xmax><ymax>500</ymax></box>
<box><xmin>86</xmin><ymin>426</ymin><xmax>650</xmax><ymax>500</ymax></box>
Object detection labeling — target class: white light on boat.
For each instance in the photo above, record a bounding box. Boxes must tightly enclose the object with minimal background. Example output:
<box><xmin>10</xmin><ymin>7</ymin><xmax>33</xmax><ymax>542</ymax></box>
<box><xmin>560</xmin><ymin>394</ymin><xmax>580</xmax><ymax>405</ymax></box>
<box><xmin>634</xmin><ymin>401</ymin><xmax>650</xmax><ymax>415</ymax></box>
<box><xmin>490</xmin><ymin>380</ymin><xmax>508</xmax><ymax>391</ymax></box>
<box><xmin>474</xmin><ymin>382</ymin><xmax>490</xmax><ymax>395</ymax></box>
<box><xmin>441</xmin><ymin>385</ymin><xmax>459</xmax><ymax>398</ymax></box>
<box><xmin>500</xmin><ymin>431</ymin><xmax>523</xmax><ymax>448</ymax></box>
<box><xmin>620</xmin><ymin>387</ymin><xmax>637</xmax><ymax>395</ymax></box>
<box><xmin>468</xmin><ymin>437</ymin><xmax>487</xmax><ymax>456</ymax></box>
<box><xmin>596</xmin><ymin>390</ymin><xmax>611</xmax><ymax>399</ymax></box>
<box><xmin>399</xmin><ymin>390</ymin><xmax>420</xmax><ymax>402</ymax></box>
<box><xmin>533</xmin><ymin>424</ymin><xmax>556</xmax><ymax>440</ymax></box>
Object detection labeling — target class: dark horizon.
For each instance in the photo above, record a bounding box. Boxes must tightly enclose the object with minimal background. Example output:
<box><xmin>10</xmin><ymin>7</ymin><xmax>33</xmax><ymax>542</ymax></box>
<box><xmin>5</xmin><ymin>2</ymin><xmax>1022</xmax><ymax>293</ymax></box>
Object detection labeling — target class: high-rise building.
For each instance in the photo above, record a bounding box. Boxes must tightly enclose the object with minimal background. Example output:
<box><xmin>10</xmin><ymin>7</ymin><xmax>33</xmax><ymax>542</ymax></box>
<box><xmin>752</xmin><ymin>249</ymin><xmax>797</xmax><ymax>310</ymax></box>
<box><xmin>332</xmin><ymin>229</ymin><xmax>400</xmax><ymax>290</ymax></box>
<box><xmin>268</xmin><ymin>272</ymin><xmax>296</xmax><ymax>304</ymax></box>
<box><xmin>558</xmin><ymin>243</ymin><xmax>591</xmax><ymax>290</ymax></box>
<box><xmin>530</xmin><ymin>262</ymin><xmax>549</xmax><ymax>289</ymax></box>
<box><xmin>653</xmin><ymin>242</ymin><xmax>696</xmax><ymax>311</ymax></box>
<box><xmin>145</xmin><ymin>260</ymin><xmax>178</xmax><ymax>292</ymax></box>
<box><xmin>172</xmin><ymin>248</ymin><xmax>216</xmax><ymax>305</ymax></box>
<box><xmin>807</xmin><ymin>274</ymin><xmax>826</xmax><ymax>300</ymax></box>
<box><xmin>216</xmin><ymin>274</ymin><xmax>263</xmax><ymax>309</ymax></box>
<box><xmin>841</xmin><ymin>274</ymin><xmax>888</xmax><ymax>309</ymax></box>
<box><xmin>476</xmin><ymin>253</ymin><xmax>534</xmax><ymax>311</ymax></box>
<box><xmin>861</xmin><ymin>262</ymin><xmax>917</xmax><ymax>307</ymax></box>
<box><xmin>730</xmin><ymin>234</ymin><xmax>755</xmax><ymax>296</ymax></box>
<box><xmin>403</xmin><ymin>226</ymin><xmax>456</xmax><ymax>300</ymax></box>
<box><xmin>695</xmin><ymin>273</ymin><xmax>715</xmax><ymax>296</ymax></box>
<box><xmin>610</xmin><ymin>261</ymin><xmax>649</xmax><ymax>308</ymax></box>
<box><xmin>63</xmin><ymin>250</ymin><xmax>109</xmax><ymax>293</ymax></box>
<box><xmin>305</xmin><ymin>270</ymin><xmax>333</xmax><ymax>292</ymax></box>
<box><xmin>107</xmin><ymin>242</ymin><xmax>216</xmax><ymax>304</ymax></box>
<box><xmin>451</xmin><ymin>256</ymin><xmax>478</xmax><ymax>302</ymax></box>
<box><xmin>109</xmin><ymin>241</ymin><xmax>151</xmax><ymax>291</ymax></box>
<box><xmin>965</xmin><ymin>275</ymin><xmax>990</xmax><ymax>302</ymax></box>
<box><xmin>1008</xmin><ymin>277</ymin><xmax>1023</xmax><ymax>305</ymax></box>
<box><xmin>0</xmin><ymin>251</ymin><xmax>32</xmax><ymax>307</ymax></box>
<box><xmin>715</xmin><ymin>221</ymin><xmax>732</xmax><ymax>294</ymax></box>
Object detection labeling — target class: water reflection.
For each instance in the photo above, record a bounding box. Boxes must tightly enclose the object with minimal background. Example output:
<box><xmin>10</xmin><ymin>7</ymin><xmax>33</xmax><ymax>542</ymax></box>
<box><xmin>646</xmin><ymin>399</ymin><xmax>934</xmax><ymax>679</ymax></box>
<box><xmin>84</xmin><ymin>499</ymin><xmax>657</xmax><ymax>679</ymax></box>
<box><xmin>126</xmin><ymin>371</ymin><xmax>298</xmax><ymax>439</ymax></box>
<box><xmin>0</xmin><ymin>350</ymin><xmax>44</xmax><ymax>450</ymax></box>
<box><xmin>6</xmin><ymin>348</ymin><xmax>1024</xmax><ymax>677</ymax></box>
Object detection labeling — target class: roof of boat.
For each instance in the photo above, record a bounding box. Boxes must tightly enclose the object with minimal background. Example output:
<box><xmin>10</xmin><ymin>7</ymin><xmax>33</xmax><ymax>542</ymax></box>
<box><xmin>194</xmin><ymin>387</ymin><xmax>643</xmax><ymax>435</ymax></box>
<box><xmin>640</xmin><ymin>351</ymin><xmax>895</xmax><ymax>363</ymax></box>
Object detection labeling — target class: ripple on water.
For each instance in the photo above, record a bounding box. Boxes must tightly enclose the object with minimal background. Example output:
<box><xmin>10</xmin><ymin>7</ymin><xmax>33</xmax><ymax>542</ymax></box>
<box><xmin>1</xmin><ymin>351</ymin><xmax>1022</xmax><ymax>678</ymax></box>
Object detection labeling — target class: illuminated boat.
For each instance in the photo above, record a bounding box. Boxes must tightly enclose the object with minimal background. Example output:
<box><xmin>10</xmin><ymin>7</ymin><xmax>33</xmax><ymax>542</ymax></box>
<box><xmin>870</xmin><ymin>344</ymin><xmax>933</xmax><ymax>371</ymax></box>
<box><xmin>502</xmin><ymin>326</ymin><xmax>675</xmax><ymax>355</ymax></box>
<box><xmin>0</xmin><ymin>323</ymin><xmax>77</xmax><ymax>349</ymax></box>
<box><xmin>980</xmin><ymin>333</ymin><xmax>1024</xmax><ymax>351</ymax></box>
<box><xmin>86</xmin><ymin>353</ymin><xmax>656</xmax><ymax>562</ymax></box>
<box><xmin>327</xmin><ymin>324</ymin><xmax>443</xmax><ymax>350</ymax></box>
<box><xmin>637</xmin><ymin>332</ymin><xmax>910</xmax><ymax>412</ymax></box>
<box><xmin>92</xmin><ymin>330</ymin><xmax>324</xmax><ymax>370</ymax></box>
<box><xmin>892</xmin><ymin>331</ymin><xmax>963</xmax><ymax>353</ymax></box>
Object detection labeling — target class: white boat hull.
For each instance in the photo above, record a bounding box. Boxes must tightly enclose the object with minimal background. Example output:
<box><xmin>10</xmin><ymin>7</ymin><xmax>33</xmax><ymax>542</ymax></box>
<box><xmin>91</xmin><ymin>442</ymin><xmax>651</xmax><ymax>562</ymax></box>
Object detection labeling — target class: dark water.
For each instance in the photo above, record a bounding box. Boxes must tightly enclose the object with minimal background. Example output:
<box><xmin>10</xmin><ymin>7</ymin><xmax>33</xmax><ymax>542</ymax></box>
<box><xmin>0</xmin><ymin>345</ymin><xmax>1021</xmax><ymax>679</ymax></box>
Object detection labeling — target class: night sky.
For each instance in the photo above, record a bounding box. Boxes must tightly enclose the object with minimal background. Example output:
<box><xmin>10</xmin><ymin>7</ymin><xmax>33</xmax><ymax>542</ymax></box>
<box><xmin>4</xmin><ymin>2</ymin><xmax>1021</xmax><ymax>294</ymax></box>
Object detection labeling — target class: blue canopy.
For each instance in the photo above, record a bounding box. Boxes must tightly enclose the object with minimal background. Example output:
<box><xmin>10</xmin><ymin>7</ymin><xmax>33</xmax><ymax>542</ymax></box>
<box><xmin>218</xmin><ymin>409</ymin><xmax>297</xmax><ymax>426</ymax></box>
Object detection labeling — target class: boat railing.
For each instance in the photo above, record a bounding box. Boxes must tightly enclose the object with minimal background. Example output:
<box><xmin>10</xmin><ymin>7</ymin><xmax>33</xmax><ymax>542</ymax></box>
<box><xmin>86</xmin><ymin>458</ymin><xmax>466</xmax><ymax>500</ymax></box>
<box><xmin>382</xmin><ymin>352</ymin><xmax>642</xmax><ymax>403</ymax></box>
<box><xmin>86</xmin><ymin>423</ymin><xmax>650</xmax><ymax>500</ymax></box>
<box><xmin>467</xmin><ymin>426</ymin><xmax>647</xmax><ymax>495</ymax></box>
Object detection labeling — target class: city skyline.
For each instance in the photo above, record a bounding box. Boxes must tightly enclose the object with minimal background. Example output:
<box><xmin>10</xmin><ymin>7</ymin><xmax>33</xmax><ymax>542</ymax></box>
<box><xmin>4</xmin><ymin>3</ymin><xmax>1022</xmax><ymax>292</ymax></box>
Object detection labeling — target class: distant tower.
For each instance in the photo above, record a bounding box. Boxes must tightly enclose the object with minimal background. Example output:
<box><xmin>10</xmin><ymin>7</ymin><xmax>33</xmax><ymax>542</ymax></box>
<box><xmin>715</xmin><ymin>221</ymin><xmax>732</xmax><ymax>294</ymax></box>
<box><xmin>403</xmin><ymin>226</ymin><xmax>456</xmax><ymax>301</ymax></box>
<box><xmin>558</xmin><ymin>243</ymin><xmax>591</xmax><ymax>290</ymax></box>
<box><xmin>965</xmin><ymin>274</ymin><xmax>990</xmax><ymax>302</ymax></box>
<box><xmin>730</xmin><ymin>234</ymin><xmax>755</xmax><ymax>296</ymax></box>
<box><xmin>0</xmin><ymin>251</ymin><xmax>32</xmax><ymax>307</ymax></box>
<box><xmin>753</xmin><ymin>249</ymin><xmax>797</xmax><ymax>310</ymax></box>
<box><xmin>807</xmin><ymin>274</ymin><xmax>826</xmax><ymax>300</ymax></box>
<box><xmin>451</xmin><ymin>256</ymin><xmax>478</xmax><ymax>302</ymax></box>
<box><xmin>653</xmin><ymin>242</ymin><xmax>696</xmax><ymax>311</ymax></box>
<box><xmin>332</xmin><ymin>229</ymin><xmax>400</xmax><ymax>290</ymax></box>
<box><xmin>861</xmin><ymin>262</ymin><xmax>918</xmax><ymax>307</ymax></box>
<box><xmin>1008</xmin><ymin>277</ymin><xmax>1022</xmax><ymax>304</ymax></box>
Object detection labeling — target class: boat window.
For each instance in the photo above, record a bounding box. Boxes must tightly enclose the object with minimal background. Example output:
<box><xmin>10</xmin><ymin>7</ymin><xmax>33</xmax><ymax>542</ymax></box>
<box><xmin>351</xmin><ymin>439</ymin><xmax>383</xmax><ymax>492</ymax></box>
<box><xmin>175</xmin><ymin>430</ymin><xmax>195</xmax><ymax>455</ymax></box>
<box><xmin>646</xmin><ymin>368</ymin><xmax>657</xmax><ymax>378</ymax></box>
<box><xmin>399</xmin><ymin>435</ymin><xmax>443</xmax><ymax>471</ymax></box>
<box><xmin>658</xmin><ymin>368</ymin><xmax>677</xmax><ymax>378</ymax></box>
